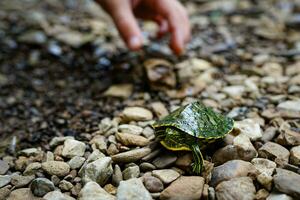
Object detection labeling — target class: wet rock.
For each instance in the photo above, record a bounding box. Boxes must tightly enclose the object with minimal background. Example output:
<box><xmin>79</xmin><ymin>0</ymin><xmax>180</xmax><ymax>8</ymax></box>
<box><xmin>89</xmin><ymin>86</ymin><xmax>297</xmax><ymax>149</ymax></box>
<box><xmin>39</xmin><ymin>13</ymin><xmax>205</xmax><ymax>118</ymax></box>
<box><xmin>122</xmin><ymin>165</ymin><xmax>140</xmax><ymax>180</ymax></box>
<box><xmin>215</xmin><ymin>177</ymin><xmax>256</xmax><ymax>200</ymax></box>
<box><xmin>116</xmin><ymin>178</ymin><xmax>152</xmax><ymax>200</ymax></box>
<box><xmin>234</xmin><ymin>119</ymin><xmax>262</xmax><ymax>141</ymax></box>
<box><xmin>277</xmin><ymin>100</ymin><xmax>300</xmax><ymax>112</ymax></box>
<box><xmin>62</xmin><ymin>139</ymin><xmax>86</xmax><ymax>158</ymax></box>
<box><xmin>78</xmin><ymin>181</ymin><xmax>116</xmax><ymax>200</ymax></box>
<box><xmin>0</xmin><ymin>160</ymin><xmax>9</xmax><ymax>175</ymax></box>
<box><xmin>103</xmin><ymin>84</ymin><xmax>133</xmax><ymax>98</ymax></box>
<box><xmin>210</xmin><ymin>160</ymin><xmax>258</xmax><ymax>187</ymax></box>
<box><xmin>143</xmin><ymin>176</ymin><xmax>164</xmax><ymax>192</ymax></box>
<box><xmin>150</xmin><ymin>102</ymin><xmax>169</xmax><ymax>119</ymax></box>
<box><xmin>121</xmin><ymin>107</ymin><xmax>153</xmax><ymax>122</ymax></box>
<box><xmin>11</xmin><ymin>174</ymin><xmax>35</xmax><ymax>188</ymax></box>
<box><xmin>0</xmin><ymin>175</ymin><xmax>11</xmax><ymax>188</ymax></box>
<box><xmin>266</xmin><ymin>192</ymin><xmax>293</xmax><ymax>200</ymax></box>
<box><xmin>152</xmin><ymin>153</ymin><xmax>177</xmax><ymax>168</ymax></box>
<box><xmin>44</xmin><ymin>190</ymin><xmax>75</xmax><ymax>200</ymax></box>
<box><xmin>290</xmin><ymin>145</ymin><xmax>300</xmax><ymax>166</ymax></box>
<box><xmin>273</xmin><ymin>168</ymin><xmax>300</xmax><ymax>198</ymax></box>
<box><xmin>116</xmin><ymin>132</ymin><xmax>149</xmax><ymax>146</ymax></box>
<box><xmin>30</xmin><ymin>178</ymin><xmax>55</xmax><ymax>197</ymax></box>
<box><xmin>112</xmin><ymin>147</ymin><xmax>151</xmax><ymax>163</ymax></box>
<box><xmin>160</xmin><ymin>176</ymin><xmax>205</xmax><ymax>200</ymax></box>
<box><xmin>24</xmin><ymin>162</ymin><xmax>42</xmax><ymax>175</ymax></box>
<box><xmin>82</xmin><ymin>157</ymin><xmax>113</xmax><ymax>186</ymax></box>
<box><xmin>42</xmin><ymin>161</ymin><xmax>70</xmax><ymax>177</ymax></box>
<box><xmin>152</xmin><ymin>169</ymin><xmax>180</xmax><ymax>184</ymax></box>
<box><xmin>118</xmin><ymin>124</ymin><xmax>143</xmax><ymax>135</ymax></box>
<box><xmin>258</xmin><ymin>142</ymin><xmax>290</xmax><ymax>163</ymax></box>
<box><xmin>7</xmin><ymin>188</ymin><xmax>42</xmax><ymax>200</ymax></box>
<box><xmin>68</xmin><ymin>156</ymin><xmax>86</xmax><ymax>169</ymax></box>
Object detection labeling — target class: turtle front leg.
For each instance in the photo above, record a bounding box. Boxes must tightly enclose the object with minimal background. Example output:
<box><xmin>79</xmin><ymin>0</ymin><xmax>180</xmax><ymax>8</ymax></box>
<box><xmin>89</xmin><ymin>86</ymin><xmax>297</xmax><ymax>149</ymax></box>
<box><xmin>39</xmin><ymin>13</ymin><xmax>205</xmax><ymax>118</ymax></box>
<box><xmin>190</xmin><ymin>144</ymin><xmax>204</xmax><ymax>175</ymax></box>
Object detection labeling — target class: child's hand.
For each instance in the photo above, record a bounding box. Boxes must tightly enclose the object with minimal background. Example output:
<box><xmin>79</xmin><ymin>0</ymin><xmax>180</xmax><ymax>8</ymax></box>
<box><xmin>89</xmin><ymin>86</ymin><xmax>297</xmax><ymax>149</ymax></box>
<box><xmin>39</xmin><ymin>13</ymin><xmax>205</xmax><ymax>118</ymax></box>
<box><xmin>97</xmin><ymin>0</ymin><xmax>190</xmax><ymax>55</ymax></box>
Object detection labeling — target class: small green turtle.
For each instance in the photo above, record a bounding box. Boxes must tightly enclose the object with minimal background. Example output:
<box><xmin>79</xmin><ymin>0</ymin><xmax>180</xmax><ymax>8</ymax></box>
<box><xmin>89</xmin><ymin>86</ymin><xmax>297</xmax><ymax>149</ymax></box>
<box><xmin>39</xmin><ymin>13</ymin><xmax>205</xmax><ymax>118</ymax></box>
<box><xmin>152</xmin><ymin>101</ymin><xmax>234</xmax><ymax>174</ymax></box>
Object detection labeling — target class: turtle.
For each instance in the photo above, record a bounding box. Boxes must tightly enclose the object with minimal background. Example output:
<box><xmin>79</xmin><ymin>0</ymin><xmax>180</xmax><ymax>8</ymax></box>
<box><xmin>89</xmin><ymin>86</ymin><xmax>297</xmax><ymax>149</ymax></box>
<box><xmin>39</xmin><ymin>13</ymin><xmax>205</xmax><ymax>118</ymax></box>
<box><xmin>152</xmin><ymin>101</ymin><xmax>234</xmax><ymax>174</ymax></box>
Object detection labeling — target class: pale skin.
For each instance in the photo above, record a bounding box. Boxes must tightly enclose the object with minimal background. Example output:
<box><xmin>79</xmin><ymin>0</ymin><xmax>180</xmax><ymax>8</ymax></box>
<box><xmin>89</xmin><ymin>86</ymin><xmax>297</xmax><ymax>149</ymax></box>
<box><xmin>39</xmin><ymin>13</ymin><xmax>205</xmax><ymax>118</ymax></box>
<box><xmin>96</xmin><ymin>0</ymin><xmax>191</xmax><ymax>55</ymax></box>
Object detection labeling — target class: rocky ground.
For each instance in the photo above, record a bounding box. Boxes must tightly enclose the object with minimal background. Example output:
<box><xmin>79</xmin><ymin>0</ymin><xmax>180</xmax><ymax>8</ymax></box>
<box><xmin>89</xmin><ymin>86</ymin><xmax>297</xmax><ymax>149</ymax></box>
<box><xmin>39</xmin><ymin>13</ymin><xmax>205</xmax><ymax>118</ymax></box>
<box><xmin>0</xmin><ymin>0</ymin><xmax>300</xmax><ymax>199</ymax></box>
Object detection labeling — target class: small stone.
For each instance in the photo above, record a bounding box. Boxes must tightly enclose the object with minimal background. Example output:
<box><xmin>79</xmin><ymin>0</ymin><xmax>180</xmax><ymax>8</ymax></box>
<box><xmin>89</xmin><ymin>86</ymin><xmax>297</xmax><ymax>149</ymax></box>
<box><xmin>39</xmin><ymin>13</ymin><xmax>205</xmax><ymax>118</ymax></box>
<box><xmin>82</xmin><ymin>157</ymin><xmax>113</xmax><ymax>186</ymax></box>
<box><xmin>266</xmin><ymin>192</ymin><xmax>294</xmax><ymax>200</ymax></box>
<box><xmin>104</xmin><ymin>184</ymin><xmax>117</xmax><ymax>195</ymax></box>
<box><xmin>215</xmin><ymin>177</ymin><xmax>256</xmax><ymax>200</ymax></box>
<box><xmin>11</xmin><ymin>174</ymin><xmax>35</xmax><ymax>188</ymax></box>
<box><xmin>0</xmin><ymin>185</ymin><xmax>11</xmax><ymax>200</ymax></box>
<box><xmin>90</xmin><ymin>135</ymin><xmax>107</xmax><ymax>152</ymax></box>
<box><xmin>78</xmin><ymin>181</ymin><xmax>116</xmax><ymax>200</ymax></box>
<box><xmin>152</xmin><ymin>153</ymin><xmax>177</xmax><ymax>168</ymax></box>
<box><xmin>175</xmin><ymin>153</ymin><xmax>193</xmax><ymax>170</ymax></box>
<box><xmin>7</xmin><ymin>188</ymin><xmax>42</xmax><ymax>200</ymax></box>
<box><xmin>258</xmin><ymin>142</ymin><xmax>290</xmax><ymax>163</ymax></box>
<box><xmin>118</xmin><ymin>124</ymin><xmax>143</xmax><ymax>135</ymax></box>
<box><xmin>116</xmin><ymin>178</ymin><xmax>152</xmax><ymax>200</ymax></box>
<box><xmin>150</xmin><ymin>102</ymin><xmax>169</xmax><ymax>119</ymax></box>
<box><xmin>262</xmin><ymin>127</ymin><xmax>277</xmax><ymax>143</ymax></box>
<box><xmin>210</xmin><ymin>160</ymin><xmax>258</xmax><ymax>187</ymax></box>
<box><xmin>42</xmin><ymin>161</ymin><xmax>70</xmax><ymax>177</ymax></box>
<box><xmin>276</xmin><ymin>125</ymin><xmax>300</xmax><ymax>146</ymax></box>
<box><xmin>0</xmin><ymin>160</ymin><xmax>9</xmax><ymax>175</ymax></box>
<box><xmin>255</xmin><ymin>189</ymin><xmax>269</xmax><ymax>200</ymax></box>
<box><xmin>160</xmin><ymin>176</ymin><xmax>204</xmax><ymax>200</ymax></box>
<box><xmin>290</xmin><ymin>145</ymin><xmax>300</xmax><ymax>166</ymax></box>
<box><xmin>112</xmin><ymin>147</ymin><xmax>151</xmax><ymax>163</ymax></box>
<box><xmin>15</xmin><ymin>156</ymin><xmax>29</xmax><ymax>171</ymax></box>
<box><xmin>49</xmin><ymin>136</ymin><xmax>74</xmax><ymax>148</ymax></box>
<box><xmin>18</xmin><ymin>31</ymin><xmax>46</xmax><ymax>44</ymax></box>
<box><xmin>122</xmin><ymin>165</ymin><xmax>140</xmax><ymax>180</ymax></box>
<box><xmin>103</xmin><ymin>84</ymin><xmax>133</xmax><ymax>98</ymax></box>
<box><xmin>121</xmin><ymin>107</ymin><xmax>153</xmax><ymax>122</ymax></box>
<box><xmin>59</xmin><ymin>180</ymin><xmax>73</xmax><ymax>191</ymax></box>
<box><xmin>68</xmin><ymin>156</ymin><xmax>86</xmax><ymax>169</ymax></box>
<box><xmin>143</xmin><ymin>176</ymin><xmax>164</xmax><ymax>192</ymax></box>
<box><xmin>234</xmin><ymin>119</ymin><xmax>262</xmax><ymax>141</ymax></box>
<box><xmin>273</xmin><ymin>168</ymin><xmax>300</xmax><ymax>198</ymax></box>
<box><xmin>222</xmin><ymin>85</ymin><xmax>245</xmax><ymax>98</ymax></box>
<box><xmin>140</xmin><ymin>162</ymin><xmax>156</xmax><ymax>172</ymax></box>
<box><xmin>142</xmin><ymin>127</ymin><xmax>155</xmax><ymax>139</ymax></box>
<box><xmin>251</xmin><ymin>158</ymin><xmax>276</xmax><ymax>176</ymax></box>
<box><xmin>62</xmin><ymin>139</ymin><xmax>86</xmax><ymax>158</ymax></box>
<box><xmin>0</xmin><ymin>175</ymin><xmax>11</xmax><ymax>188</ymax></box>
<box><xmin>19</xmin><ymin>148</ymin><xmax>40</xmax><ymax>157</ymax></box>
<box><xmin>107</xmin><ymin>143</ymin><xmax>119</xmax><ymax>156</ymax></box>
<box><xmin>30</xmin><ymin>178</ymin><xmax>55</xmax><ymax>197</ymax></box>
<box><xmin>152</xmin><ymin>169</ymin><xmax>180</xmax><ymax>184</ymax></box>
<box><xmin>44</xmin><ymin>191</ymin><xmax>75</xmax><ymax>200</ymax></box>
<box><xmin>112</xmin><ymin>164</ymin><xmax>123</xmax><ymax>186</ymax></box>
<box><xmin>277</xmin><ymin>100</ymin><xmax>300</xmax><ymax>112</ymax></box>
<box><xmin>116</xmin><ymin>132</ymin><xmax>149</xmax><ymax>146</ymax></box>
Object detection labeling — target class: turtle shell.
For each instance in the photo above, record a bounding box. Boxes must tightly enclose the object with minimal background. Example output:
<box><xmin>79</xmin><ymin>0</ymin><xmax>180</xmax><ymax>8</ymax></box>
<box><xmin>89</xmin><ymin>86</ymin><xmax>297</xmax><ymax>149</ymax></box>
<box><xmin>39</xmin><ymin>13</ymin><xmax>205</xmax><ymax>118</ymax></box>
<box><xmin>152</xmin><ymin>101</ymin><xmax>234</xmax><ymax>139</ymax></box>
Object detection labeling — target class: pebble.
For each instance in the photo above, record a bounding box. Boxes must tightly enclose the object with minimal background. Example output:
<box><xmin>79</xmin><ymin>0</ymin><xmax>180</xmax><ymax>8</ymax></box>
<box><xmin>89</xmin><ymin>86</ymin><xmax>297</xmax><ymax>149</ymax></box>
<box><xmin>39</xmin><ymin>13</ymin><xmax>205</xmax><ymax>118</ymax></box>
<box><xmin>7</xmin><ymin>188</ymin><xmax>42</xmax><ymax>200</ymax></box>
<box><xmin>62</xmin><ymin>139</ymin><xmax>86</xmax><ymax>158</ymax></box>
<box><xmin>255</xmin><ymin>189</ymin><xmax>269</xmax><ymax>200</ymax></box>
<box><xmin>140</xmin><ymin>162</ymin><xmax>156</xmax><ymax>172</ymax></box>
<box><xmin>90</xmin><ymin>135</ymin><xmax>107</xmax><ymax>152</ymax></box>
<box><xmin>290</xmin><ymin>145</ymin><xmax>300</xmax><ymax>166</ymax></box>
<box><xmin>266</xmin><ymin>192</ymin><xmax>294</xmax><ymax>200</ymax></box>
<box><xmin>258</xmin><ymin>142</ymin><xmax>290</xmax><ymax>163</ymax></box>
<box><xmin>277</xmin><ymin>100</ymin><xmax>300</xmax><ymax>112</ymax></box>
<box><xmin>42</xmin><ymin>161</ymin><xmax>70</xmax><ymax>177</ymax></box>
<box><xmin>150</xmin><ymin>102</ymin><xmax>169</xmax><ymax>119</ymax></box>
<box><xmin>234</xmin><ymin>119</ymin><xmax>262</xmax><ymax>141</ymax></box>
<box><xmin>0</xmin><ymin>185</ymin><xmax>11</xmax><ymax>199</ymax></box>
<box><xmin>273</xmin><ymin>168</ymin><xmax>300</xmax><ymax>198</ymax></box>
<box><xmin>152</xmin><ymin>153</ymin><xmax>177</xmax><ymax>168</ymax></box>
<box><xmin>142</xmin><ymin>127</ymin><xmax>155</xmax><ymax>139</ymax></box>
<box><xmin>103</xmin><ymin>84</ymin><xmax>133</xmax><ymax>98</ymax></box>
<box><xmin>112</xmin><ymin>164</ymin><xmax>123</xmax><ymax>186</ymax></box>
<box><xmin>0</xmin><ymin>160</ymin><xmax>9</xmax><ymax>175</ymax></box>
<box><xmin>44</xmin><ymin>190</ymin><xmax>75</xmax><ymax>200</ymax></box>
<box><xmin>121</xmin><ymin>107</ymin><xmax>153</xmax><ymax>121</ymax></box>
<box><xmin>19</xmin><ymin>148</ymin><xmax>40</xmax><ymax>157</ymax></box>
<box><xmin>160</xmin><ymin>176</ymin><xmax>205</xmax><ymax>200</ymax></box>
<box><xmin>68</xmin><ymin>156</ymin><xmax>86</xmax><ymax>169</ymax></box>
<box><xmin>122</xmin><ymin>165</ymin><xmax>140</xmax><ymax>180</ymax></box>
<box><xmin>78</xmin><ymin>181</ymin><xmax>116</xmax><ymax>200</ymax></box>
<box><xmin>251</xmin><ymin>158</ymin><xmax>276</xmax><ymax>190</ymax></box>
<box><xmin>276</xmin><ymin>126</ymin><xmax>300</xmax><ymax>146</ymax></box>
<box><xmin>0</xmin><ymin>175</ymin><xmax>11</xmax><ymax>188</ymax></box>
<box><xmin>143</xmin><ymin>176</ymin><xmax>164</xmax><ymax>192</ymax></box>
<box><xmin>215</xmin><ymin>177</ymin><xmax>256</xmax><ymax>200</ymax></box>
<box><xmin>116</xmin><ymin>132</ymin><xmax>149</xmax><ymax>146</ymax></box>
<box><xmin>11</xmin><ymin>174</ymin><xmax>35</xmax><ymax>188</ymax></box>
<box><xmin>152</xmin><ymin>169</ymin><xmax>180</xmax><ymax>184</ymax></box>
<box><xmin>261</xmin><ymin>127</ymin><xmax>277</xmax><ymax>143</ymax></box>
<box><xmin>118</xmin><ymin>124</ymin><xmax>143</xmax><ymax>135</ymax></box>
<box><xmin>222</xmin><ymin>85</ymin><xmax>245</xmax><ymax>98</ymax></box>
<box><xmin>82</xmin><ymin>157</ymin><xmax>113</xmax><ymax>186</ymax></box>
<box><xmin>116</xmin><ymin>178</ymin><xmax>152</xmax><ymax>200</ymax></box>
<box><xmin>112</xmin><ymin>147</ymin><xmax>151</xmax><ymax>163</ymax></box>
<box><xmin>59</xmin><ymin>180</ymin><xmax>73</xmax><ymax>191</ymax></box>
<box><xmin>175</xmin><ymin>153</ymin><xmax>193</xmax><ymax>170</ymax></box>
<box><xmin>24</xmin><ymin>162</ymin><xmax>42</xmax><ymax>175</ymax></box>
<box><xmin>30</xmin><ymin>178</ymin><xmax>55</xmax><ymax>197</ymax></box>
<box><xmin>49</xmin><ymin>136</ymin><xmax>74</xmax><ymax>148</ymax></box>
<box><xmin>210</xmin><ymin>160</ymin><xmax>258</xmax><ymax>187</ymax></box>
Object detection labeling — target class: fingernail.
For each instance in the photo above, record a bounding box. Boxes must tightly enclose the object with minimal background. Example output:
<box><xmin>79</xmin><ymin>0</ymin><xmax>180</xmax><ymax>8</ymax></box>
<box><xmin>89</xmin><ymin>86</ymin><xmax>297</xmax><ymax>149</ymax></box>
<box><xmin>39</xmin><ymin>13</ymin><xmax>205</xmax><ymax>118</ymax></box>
<box><xmin>128</xmin><ymin>36</ymin><xmax>141</xmax><ymax>50</ymax></box>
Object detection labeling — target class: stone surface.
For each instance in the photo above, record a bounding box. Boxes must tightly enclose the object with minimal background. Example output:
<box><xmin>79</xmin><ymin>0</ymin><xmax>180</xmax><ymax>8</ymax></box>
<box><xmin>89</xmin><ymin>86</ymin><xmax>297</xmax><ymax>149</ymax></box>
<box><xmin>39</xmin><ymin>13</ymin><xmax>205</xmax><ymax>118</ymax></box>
<box><xmin>116</xmin><ymin>132</ymin><xmax>149</xmax><ymax>146</ymax></box>
<box><xmin>116</xmin><ymin>178</ymin><xmax>152</xmax><ymax>200</ymax></box>
<box><xmin>68</xmin><ymin>156</ymin><xmax>86</xmax><ymax>169</ymax></box>
<box><xmin>44</xmin><ymin>190</ymin><xmax>75</xmax><ymax>200</ymax></box>
<box><xmin>121</xmin><ymin>107</ymin><xmax>153</xmax><ymax>121</ymax></box>
<box><xmin>112</xmin><ymin>164</ymin><xmax>123</xmax><ymax>186</ymax></box>
<box><xmin>42</xmin><ymin>161</ymin><xmax>70</xmax><ymax>177</ymax></box>
<box><xmin>11</xmin><ymin>174</ymin><xmax>35</xmax><ymax>187</ymax></box>
<box><xmin>62</xmin><ymin>139</ymin><xmax>86</xmax><ymax>158</ymax></box>
<box><xmin>150</xmin><ymin>102</ymin><xmax>169</xmax><ymax>119</ymax></box>
<box><xmin>23</xmin><ymin>162</ymin><xmax>42</xmax><ymax>175</ymax></box>
<box><xmin>0</xmin><ymin>175</ymin><xmax>11</xmax><ymax>188</ymax></box>
<box><xmin>210</xmin><ymin>160</ymin><xmax>258</xmax><ymax>187</ymax></box>
<box><xmin>122</xmin><ymin>165</ymin><xmax>140</xmax><ymax>180</ymax></box>
<box><xmin>258</xmin><ymin>142</ymin><xmax>290</xmax><ymax>163</ymax></box>
<box><xmin>118</xmin><ymin>124</ymin><xmax>143</xmax><ymax>135</ymax></box>
<box><xmin>152</xmin><ymin>169</ymin><xmax>180</xmax><ymax>184</ymax></box>
<box><xmin>152</xmin><ymin>153</ymin><xmax>177</xmax><ymax>168</ymax></box>
<box><xmin>251</xmin><ymin>158</ymin><xmax>276</xmax><ymax>176</ymax></box>
<box><xmin>160</xmin><ymin>176</ymin><xmax>205</xmax><ymax>200</ymax></box>
<box><xmin>112</xmin><ymin>147</ymin><xmax>151</xmax><ymax>163</ymax></box>
<box><xmin>143</xmin><ymin>176</ymin><xmax>164</xmax><ymax>192</ymax></box>
<box><xmin>103</xmin><ymin>84</ymin><xmax>133</xmax><ymax>98</ymax></box>
<box><xmin>266</xmin><ymin>192</ymin><xmax>294</xmax><ymax>200</ymax></box>
<box><xmin>0</xmin><ymin>160</ymin><xmax>9</xmax><ymax>175</ymax></box>
<box><xmin>234</xmin><ymin>119</ymin><xmax>262</xmax><ymax>141</ymax></box>
<box><xmin>78</xmin><ymin>181</ymin><xmax>116</xmax><ymax>200</ymax></box>
<box><xmin>215</xmin><ymin>177</ymin><xmax>256</xmax><ymax>200</ymax></box>
<box><xmin>59</xmin><ymin>180</ymin><xmax>73</xmax><ymax>191</ymax></box>
<box><xmin>290</xmin><ymin>145</ymin><xmax>300</xmax><ymax>166</ymax></box>
<box><xmin>90</xmin><ymin>135</ymin><xmax>107</xmax><ymax>152</ymax></box>
<box><xmin>30</xmin><ymin>178</ymin><xmax>55</xmax><ymax>197</ymax></box>
<box><xmin>277</xmin><ymin>100</ymin><xmax>300</xmax><ymax>112</ymax></box>
<box><xmin>82</xmin><ymin>157</ymin><xmax>113</xmax><ymax>186</ymax></box>
<box><xmin>273</xmin><ymin>168</ymin><xmax>300</xmax><ymax>198</ymax></box>
<box><xmin>7</xmin><ymin>188</ymin><xmax>43</xmax><ymax>200</ymax></box>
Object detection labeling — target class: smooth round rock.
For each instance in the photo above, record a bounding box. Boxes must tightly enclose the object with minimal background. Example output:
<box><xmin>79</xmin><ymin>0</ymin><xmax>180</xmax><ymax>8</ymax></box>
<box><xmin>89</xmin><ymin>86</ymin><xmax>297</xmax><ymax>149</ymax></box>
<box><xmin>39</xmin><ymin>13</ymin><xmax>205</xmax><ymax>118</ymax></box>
<box><xmin>143</xmin><ymin>176</ymin><xmax>164</xmax><ymax>192</ymax></box>
<box><xmin>112</xmin><ymin>148</ymin><xmax>151</xmax><ymax>163</ymax></box>
<box><xmin>30</xmin><ymin>178</ymin><xmax>55</xmax><ymax>197</ymax></box>
<box><xmin>121</xmin><ymin>107</ymin><xmax>153</xmax><ymax>121</ymax></box>
<box><xmin>42</xmin><ymin>161</ymin><xmax>70</xmax><ymax>177</ymax></box>
<box><xmin>116</xmin><ymin>132</ymin><xmax>149</xmax><ymax>146</ymax></box>
<box><xmin>152</xmin><ymin>169</ymin><xmax>180</xmax><ymax>184</ymax></box>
